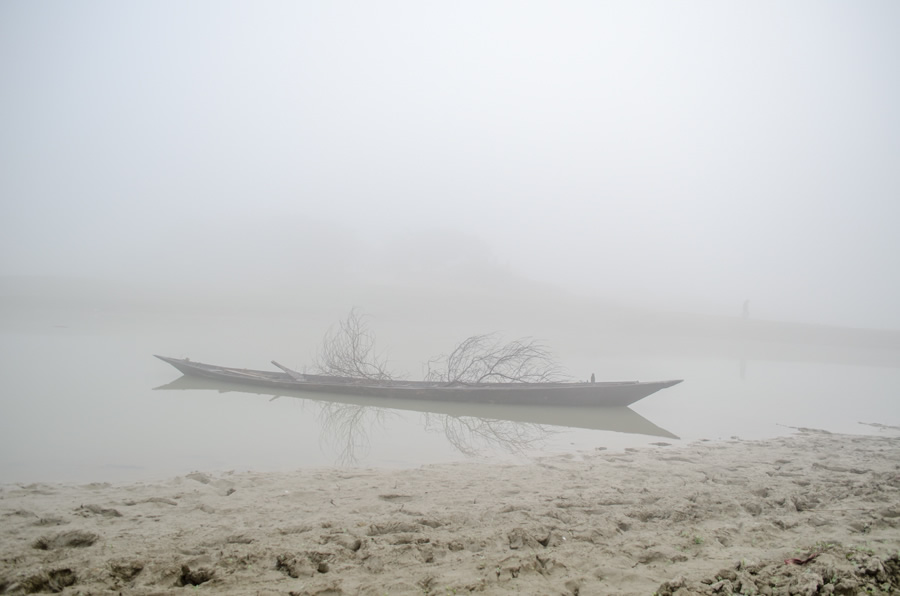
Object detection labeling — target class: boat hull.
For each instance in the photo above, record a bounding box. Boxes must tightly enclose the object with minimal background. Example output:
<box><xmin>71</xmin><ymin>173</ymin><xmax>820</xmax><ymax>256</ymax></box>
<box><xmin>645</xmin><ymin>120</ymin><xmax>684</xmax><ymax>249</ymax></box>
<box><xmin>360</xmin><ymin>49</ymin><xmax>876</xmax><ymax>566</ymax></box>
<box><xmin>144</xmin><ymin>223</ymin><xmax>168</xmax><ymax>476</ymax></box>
<box><xmin>154</xmin><ymin>355</ymin><xmax>682</xmax><ymax>408</ymax></box>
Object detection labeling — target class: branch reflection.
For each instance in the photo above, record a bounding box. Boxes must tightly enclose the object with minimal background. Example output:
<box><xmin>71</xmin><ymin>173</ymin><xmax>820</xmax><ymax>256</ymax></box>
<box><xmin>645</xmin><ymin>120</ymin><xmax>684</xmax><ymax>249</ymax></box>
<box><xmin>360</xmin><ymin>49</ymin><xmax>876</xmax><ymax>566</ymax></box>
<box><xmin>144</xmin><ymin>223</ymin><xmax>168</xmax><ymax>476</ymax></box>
<box><xmin>423</xmin><ymin>412</ymin><xmax>553</xmax><ymax>457</ymax></box>
<box><xmin>316</xmin><ymin>401</ymin><xmax>554</xmax><ymax>464</ymax></box>
<box><xmin>317</xmin><ymin>402</ymin><xmax>395</xmax><ymax>465</ymax></box>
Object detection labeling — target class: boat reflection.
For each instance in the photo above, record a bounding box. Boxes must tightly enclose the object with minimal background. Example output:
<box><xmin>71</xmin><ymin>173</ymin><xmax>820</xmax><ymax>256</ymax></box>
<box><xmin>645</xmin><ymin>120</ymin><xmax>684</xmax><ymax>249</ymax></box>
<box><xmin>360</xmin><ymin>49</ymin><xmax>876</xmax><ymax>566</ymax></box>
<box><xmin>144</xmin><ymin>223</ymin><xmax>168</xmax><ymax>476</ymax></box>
<box><xmin>154</xmin><ymin>375</ymin><xmax>678</xmax><ymax>464</ymax></box>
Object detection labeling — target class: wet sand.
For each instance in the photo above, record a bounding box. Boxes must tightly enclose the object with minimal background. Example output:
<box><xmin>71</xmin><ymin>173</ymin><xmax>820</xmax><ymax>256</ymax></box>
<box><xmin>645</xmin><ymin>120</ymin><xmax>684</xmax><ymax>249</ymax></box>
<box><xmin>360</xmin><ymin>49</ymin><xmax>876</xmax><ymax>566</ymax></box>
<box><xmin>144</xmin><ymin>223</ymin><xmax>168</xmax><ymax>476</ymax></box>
<box><xmin>1</xmin><ymin>430</ymin><xmax>898</xmax><ymax>595</ymax></box>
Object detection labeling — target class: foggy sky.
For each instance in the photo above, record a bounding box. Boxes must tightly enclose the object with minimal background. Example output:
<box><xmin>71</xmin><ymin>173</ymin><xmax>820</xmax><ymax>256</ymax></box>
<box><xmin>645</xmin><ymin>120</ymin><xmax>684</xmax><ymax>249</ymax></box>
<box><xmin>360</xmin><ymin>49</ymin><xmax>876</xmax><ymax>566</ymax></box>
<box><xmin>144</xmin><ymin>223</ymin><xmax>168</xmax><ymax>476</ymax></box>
<box><xmin>2</xmin><ymin>1</ymin><xmax>899</xmax><ymax>328</ymax></box>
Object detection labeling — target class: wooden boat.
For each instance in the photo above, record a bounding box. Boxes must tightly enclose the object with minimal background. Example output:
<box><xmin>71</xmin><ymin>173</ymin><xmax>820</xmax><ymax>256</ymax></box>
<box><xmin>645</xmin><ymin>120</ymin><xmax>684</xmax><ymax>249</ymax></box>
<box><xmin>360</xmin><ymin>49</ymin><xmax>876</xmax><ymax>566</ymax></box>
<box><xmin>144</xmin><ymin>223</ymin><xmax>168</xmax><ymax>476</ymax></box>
<box><xmin>154</xmin><ymin>355</ymin><xmax>682</xmax><ymax>407</ymax></box>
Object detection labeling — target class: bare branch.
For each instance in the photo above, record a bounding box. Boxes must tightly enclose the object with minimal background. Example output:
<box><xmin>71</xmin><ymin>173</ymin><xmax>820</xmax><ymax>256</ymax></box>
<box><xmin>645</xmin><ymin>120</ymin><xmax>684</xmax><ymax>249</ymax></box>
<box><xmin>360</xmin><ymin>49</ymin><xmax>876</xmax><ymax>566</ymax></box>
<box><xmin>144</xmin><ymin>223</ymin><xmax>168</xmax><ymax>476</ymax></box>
<box><xmin>314</xmin><ymin>308</ymin><xmax>396</xmax><ymax>380</ymax></box>
<box><xmin>424</xmin><ymin>333</ymin><xmax>565</xmax><ymax>384</ymax></box>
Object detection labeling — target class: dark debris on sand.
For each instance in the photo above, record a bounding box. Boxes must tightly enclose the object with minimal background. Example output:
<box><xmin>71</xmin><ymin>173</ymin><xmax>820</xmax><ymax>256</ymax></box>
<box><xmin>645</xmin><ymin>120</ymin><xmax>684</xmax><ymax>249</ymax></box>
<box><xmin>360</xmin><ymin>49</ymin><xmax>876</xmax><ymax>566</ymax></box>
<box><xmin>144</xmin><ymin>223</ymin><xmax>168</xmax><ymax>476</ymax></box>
<box><xmin>657</xmin><ymin>544</ymin><xmax>900</xmax><ymax>596</ymax></box>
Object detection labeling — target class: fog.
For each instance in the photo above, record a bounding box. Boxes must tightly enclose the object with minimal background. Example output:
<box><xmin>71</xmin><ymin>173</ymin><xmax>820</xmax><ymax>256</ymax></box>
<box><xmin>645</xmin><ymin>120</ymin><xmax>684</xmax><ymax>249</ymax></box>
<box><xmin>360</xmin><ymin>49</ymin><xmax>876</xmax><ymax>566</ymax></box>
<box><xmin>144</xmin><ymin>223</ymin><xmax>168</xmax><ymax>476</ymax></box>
<box><xmin>2</xmin><ymin>1</ymin><xmax>900</xmax><ymax>329</ymax></box>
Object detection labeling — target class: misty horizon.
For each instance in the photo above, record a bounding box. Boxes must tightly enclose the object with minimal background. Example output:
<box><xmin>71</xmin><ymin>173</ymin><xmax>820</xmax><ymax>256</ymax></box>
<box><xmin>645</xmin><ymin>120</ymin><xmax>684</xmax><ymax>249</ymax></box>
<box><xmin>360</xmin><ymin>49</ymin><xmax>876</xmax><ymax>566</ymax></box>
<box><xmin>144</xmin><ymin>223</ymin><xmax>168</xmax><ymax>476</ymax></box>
<box><xmin>2</xmin><ymin>2</ymin><xmax>899</xmax><ymax>329</ymax></box>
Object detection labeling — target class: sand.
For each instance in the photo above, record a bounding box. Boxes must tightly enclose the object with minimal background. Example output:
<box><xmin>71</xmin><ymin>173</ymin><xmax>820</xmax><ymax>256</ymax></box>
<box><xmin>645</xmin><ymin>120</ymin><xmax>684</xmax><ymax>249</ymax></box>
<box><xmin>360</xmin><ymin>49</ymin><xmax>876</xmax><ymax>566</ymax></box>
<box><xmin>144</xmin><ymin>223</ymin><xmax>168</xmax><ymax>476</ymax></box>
<box><xmin>1</xmin><ymin>429</ymin><xmax>899</xmax><ymax>595</ymax></box>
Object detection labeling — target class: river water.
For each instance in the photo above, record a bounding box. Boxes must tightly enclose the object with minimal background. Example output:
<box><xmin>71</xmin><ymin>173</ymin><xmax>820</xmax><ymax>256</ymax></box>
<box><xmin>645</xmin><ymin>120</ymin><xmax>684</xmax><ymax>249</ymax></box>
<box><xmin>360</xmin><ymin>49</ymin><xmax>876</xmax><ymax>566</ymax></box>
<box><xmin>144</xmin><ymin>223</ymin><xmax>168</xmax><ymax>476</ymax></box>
<box><xmin>1</xmin><ymin>300</ymin><xmax>898</xmax><ymax>484</ymax></box>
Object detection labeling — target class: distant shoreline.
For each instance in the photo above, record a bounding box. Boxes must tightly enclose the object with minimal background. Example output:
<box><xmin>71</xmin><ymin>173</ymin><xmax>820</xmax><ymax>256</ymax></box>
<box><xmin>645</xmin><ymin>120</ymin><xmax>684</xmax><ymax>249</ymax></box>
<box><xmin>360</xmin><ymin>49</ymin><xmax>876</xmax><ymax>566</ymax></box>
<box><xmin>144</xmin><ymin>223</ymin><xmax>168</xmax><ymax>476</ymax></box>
<box><xmin>4</xmin><ymin>275</ymin><xmax>900</xmax><ymax>373</ymax></box>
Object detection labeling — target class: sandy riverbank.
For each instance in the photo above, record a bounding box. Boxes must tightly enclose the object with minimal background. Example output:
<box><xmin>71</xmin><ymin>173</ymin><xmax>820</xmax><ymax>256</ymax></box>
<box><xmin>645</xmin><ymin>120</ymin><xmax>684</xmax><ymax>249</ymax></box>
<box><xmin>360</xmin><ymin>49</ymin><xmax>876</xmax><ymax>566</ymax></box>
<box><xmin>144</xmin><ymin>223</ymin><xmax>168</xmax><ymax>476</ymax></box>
<box><xmin>2</xmin><ymin>430</ymin><xmax>899</xmax><ymax>595</ymax></box>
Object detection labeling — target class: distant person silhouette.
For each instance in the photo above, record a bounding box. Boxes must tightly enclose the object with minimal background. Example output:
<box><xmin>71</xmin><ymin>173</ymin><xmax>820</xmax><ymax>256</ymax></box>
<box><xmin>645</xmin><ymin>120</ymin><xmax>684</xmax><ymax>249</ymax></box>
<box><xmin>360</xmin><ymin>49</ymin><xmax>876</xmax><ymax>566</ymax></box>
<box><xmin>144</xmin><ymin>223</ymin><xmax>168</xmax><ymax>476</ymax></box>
<box><xmin>590</xmin><ymin>373</ymin><xmax>595</xmax><ymax>384</ymax></box>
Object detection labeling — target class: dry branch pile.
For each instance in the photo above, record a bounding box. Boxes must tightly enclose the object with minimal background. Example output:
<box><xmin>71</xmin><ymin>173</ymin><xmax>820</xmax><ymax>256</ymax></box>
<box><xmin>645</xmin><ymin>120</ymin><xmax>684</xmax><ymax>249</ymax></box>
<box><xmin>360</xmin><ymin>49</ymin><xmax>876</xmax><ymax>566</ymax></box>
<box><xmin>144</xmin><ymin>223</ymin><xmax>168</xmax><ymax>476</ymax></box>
<box><xmin>424</xmin><ymin>333</ymin><xmax>564</xmax><ymax>384</ymax></box>
<box><xmin>315</xmin><ymin>309</ymin><xmax>565</xmax><ymax>384</ymax></box>
<box><xmin>313</xmin><ymin>308</ymin><xmax>395</xmax><ymax>380</ymax></box>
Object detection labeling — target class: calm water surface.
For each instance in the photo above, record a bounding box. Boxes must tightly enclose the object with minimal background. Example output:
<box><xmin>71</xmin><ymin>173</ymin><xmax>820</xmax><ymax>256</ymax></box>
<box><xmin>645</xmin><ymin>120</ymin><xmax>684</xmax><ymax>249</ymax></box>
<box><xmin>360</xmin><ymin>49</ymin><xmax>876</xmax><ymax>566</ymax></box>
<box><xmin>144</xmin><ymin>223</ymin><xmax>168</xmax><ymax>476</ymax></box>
<box><xmin>1</xmin><ymin>306</ymin><xmax>898</xmax><ymax>483</ymax></box>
